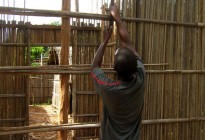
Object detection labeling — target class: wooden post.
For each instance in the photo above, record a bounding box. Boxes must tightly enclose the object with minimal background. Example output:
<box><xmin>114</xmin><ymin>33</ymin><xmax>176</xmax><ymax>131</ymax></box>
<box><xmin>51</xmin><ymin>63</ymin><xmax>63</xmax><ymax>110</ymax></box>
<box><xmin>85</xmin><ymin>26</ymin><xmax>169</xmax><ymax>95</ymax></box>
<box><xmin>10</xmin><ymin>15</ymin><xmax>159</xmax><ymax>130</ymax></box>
<box><xmin>71</xmin><ymin>0</ymin><xmax>79</xmax><ymax>138</ymax></box>
<box><xmin>58</xmin><ymin>0</ymin><xmax>70</xmax><ymax>139</ymax></box>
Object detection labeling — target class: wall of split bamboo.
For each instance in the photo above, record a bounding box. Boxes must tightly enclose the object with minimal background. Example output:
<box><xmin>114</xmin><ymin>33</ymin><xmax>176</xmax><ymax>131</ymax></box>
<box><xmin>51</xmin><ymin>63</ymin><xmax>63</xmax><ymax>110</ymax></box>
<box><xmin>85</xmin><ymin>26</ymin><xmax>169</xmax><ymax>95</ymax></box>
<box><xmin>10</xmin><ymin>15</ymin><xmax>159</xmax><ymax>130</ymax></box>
<box><xmin>0</xmin><ymin>21</ymin><xmax>62</xmax><ymax>140</ymax></box>
<box><xmin>133</xmin><ymin>0</ymin><xmax>205</xmax><ymax>140</ymax></box>
<box><xmin>0</xmin><ymin>20</ymin><xmax>28</xmax><ymax>140</ymax></box>
<box><xmin>70</xmin><ymin>19</ymin><xmax>102</xmax><ymax>139</ymax></box>
<box><xmin>30</xmin><ymin>75</ymin><xmax>53</xmax><ymax>105</ymax></box>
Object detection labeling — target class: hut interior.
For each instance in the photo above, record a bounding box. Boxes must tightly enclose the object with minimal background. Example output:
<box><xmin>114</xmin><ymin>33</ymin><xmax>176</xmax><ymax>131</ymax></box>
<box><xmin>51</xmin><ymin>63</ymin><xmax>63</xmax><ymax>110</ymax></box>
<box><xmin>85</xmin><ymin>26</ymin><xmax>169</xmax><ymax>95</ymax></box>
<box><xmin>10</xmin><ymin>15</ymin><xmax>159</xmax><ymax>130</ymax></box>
<box><xmin>0</xmin><ymin>0</ymin><xmax>205</xmax><ymax>140</ymax></box>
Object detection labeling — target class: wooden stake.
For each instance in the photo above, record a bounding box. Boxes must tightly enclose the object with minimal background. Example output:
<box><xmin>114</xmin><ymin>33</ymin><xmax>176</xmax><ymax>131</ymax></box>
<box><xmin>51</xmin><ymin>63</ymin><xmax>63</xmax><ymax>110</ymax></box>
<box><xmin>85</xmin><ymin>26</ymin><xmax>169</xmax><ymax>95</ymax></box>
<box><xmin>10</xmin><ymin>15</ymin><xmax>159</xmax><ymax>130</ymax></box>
<box><xmin>58</xmin><ymin>0</ymin><xmax>70</xmax><ymax>139</ymax></box>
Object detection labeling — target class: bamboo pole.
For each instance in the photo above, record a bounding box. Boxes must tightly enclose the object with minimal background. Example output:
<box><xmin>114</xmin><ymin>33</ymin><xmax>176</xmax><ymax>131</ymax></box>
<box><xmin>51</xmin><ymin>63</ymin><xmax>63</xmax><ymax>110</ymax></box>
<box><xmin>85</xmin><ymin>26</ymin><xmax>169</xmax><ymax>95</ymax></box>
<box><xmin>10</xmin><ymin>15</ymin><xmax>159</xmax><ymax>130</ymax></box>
<box><xmin>1</xmin><ymin>117</ymin><xmax>205</xmax><ymax>136</ymax></box>
<box><xmin>0</xmin><ymin>43</ymin><xmax>88</xmax><ymax>47</ymax></box>
<box><xmin>201</xmin><ymin>0</ymin><xmax>205</xmax><ymax>140</ymax></box>
<box><xmin>0</xmin><ymin>63</ymin><xmax>170</xmax><ymax>70</ymax></box>
<box><xmin>0</xmin><ymin>66</ymin><xmax>205</xmax><ymax>74</ymax></box>
<box><xmin>1</xmin><ymin>6</ymin><xmax>205</xmax><ymax>27</ymax></box>
<box><xmin>0</xmin><ymin>42</ymin><xmax>114</xmax><ymax>47</ymax></box>
<box><xmin>0</xmin><ymin>94</ymin><xmax>25</xmax><ymax>97</ymax></box>
<box><xmin>0</xmin><ymin>123</ymin><xmax>101</xmax><ymax>136</ymax></box>
<box><xmin>0</xmin><ymin>118</ymin><xmax>25</xmax><ymax>123</ymax></box>
<box><xmin>58</xmin><ymin>0</ymin><xmax>70</xmax><ymax>139</ymax></box>
<box><xmin>0</xmin><ymin>24</ymin><xmax>60</xmax><ymax>29</ymax></box>
<box><xmin>0</xmin><ymin>24</ymin><xmax>100</xmax><ymax>30</ymax></box>
<box><xmin>142</xmin><ymin>117</ymin><xmax>205</xmax><ymax>125</ymax></box>
<box><xmin>71</xmin><ymin>1</ymin><xmax>79</xmax><ymax>138</ymax></box>
<box><xmin>25</xmin><ymin>22</ymin><xmax>31</xmax><ymax>129</ymax></box>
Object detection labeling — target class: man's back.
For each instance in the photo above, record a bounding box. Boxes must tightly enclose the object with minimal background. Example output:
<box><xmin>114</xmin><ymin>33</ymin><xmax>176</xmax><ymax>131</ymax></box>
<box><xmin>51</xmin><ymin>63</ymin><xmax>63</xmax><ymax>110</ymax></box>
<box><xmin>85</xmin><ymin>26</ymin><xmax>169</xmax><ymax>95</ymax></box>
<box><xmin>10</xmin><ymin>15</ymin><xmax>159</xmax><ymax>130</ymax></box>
<box><xmin>91</xmin><ymin>58</ymin><xmax>145</xmax><ymax>140</ymax></box>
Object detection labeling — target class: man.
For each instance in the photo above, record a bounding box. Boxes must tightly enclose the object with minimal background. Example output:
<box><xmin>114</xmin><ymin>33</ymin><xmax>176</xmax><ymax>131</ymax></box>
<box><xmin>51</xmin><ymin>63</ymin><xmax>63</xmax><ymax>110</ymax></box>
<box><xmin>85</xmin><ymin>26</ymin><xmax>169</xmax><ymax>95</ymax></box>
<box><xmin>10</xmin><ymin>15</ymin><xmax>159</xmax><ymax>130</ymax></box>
<box><xmin>91</xmin><ymin>5</ymin><xmax>146</xmax><ymax>140</ymax></box>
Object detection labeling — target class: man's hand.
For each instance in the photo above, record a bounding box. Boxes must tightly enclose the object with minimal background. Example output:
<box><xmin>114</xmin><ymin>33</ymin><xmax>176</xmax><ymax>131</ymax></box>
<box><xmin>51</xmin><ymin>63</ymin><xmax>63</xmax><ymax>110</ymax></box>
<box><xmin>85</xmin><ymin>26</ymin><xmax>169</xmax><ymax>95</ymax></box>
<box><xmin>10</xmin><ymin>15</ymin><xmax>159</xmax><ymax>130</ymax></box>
<box><xmin>91</xmin><ymin>26</ymin><xmax>113</xmax><ymax>68</ymax></box>
<box><xmin>110</xmin><ymin>5</ymin><xmax>120</xmax><ymax>21</ymax></box>
<box><xmin>109</xmin><ymin>4</ymin><xmax>138</xmax><ymax>56</ymax></box>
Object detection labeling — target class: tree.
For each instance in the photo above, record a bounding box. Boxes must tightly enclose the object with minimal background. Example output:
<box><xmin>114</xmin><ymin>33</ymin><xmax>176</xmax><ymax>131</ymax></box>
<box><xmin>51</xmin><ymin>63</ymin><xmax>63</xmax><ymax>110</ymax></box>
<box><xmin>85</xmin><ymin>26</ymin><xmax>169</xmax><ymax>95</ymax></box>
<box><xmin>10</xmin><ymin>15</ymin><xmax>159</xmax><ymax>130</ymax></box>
<box><xmin>50</xmin><ymin>21</ymin><xmax>61</xmax><ymax>26</ymax></box>
<box><xmin>30</xmin><ymin>46</ymin><xmax>47</xmax><ymax>66</ymax></box>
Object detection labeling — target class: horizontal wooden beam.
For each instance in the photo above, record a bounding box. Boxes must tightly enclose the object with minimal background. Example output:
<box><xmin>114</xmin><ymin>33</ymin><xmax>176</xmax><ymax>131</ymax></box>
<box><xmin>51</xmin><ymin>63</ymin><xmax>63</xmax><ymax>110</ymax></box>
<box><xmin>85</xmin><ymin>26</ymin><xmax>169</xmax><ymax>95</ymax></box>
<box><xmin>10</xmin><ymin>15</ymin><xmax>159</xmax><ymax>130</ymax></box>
<box><xmin>0</xmin><ymin>65</ymin><xmax>112</xmax><ymax>74</ymax></box>
<box><xmin>75</xmin><ymin>91</ymin><xmax>98</xmax><ymax>95</ymax></box>
<box><xmin>30</xmin><ymin>86</ymin><xmax>52</xmax><ymax>88</ymax></box>
<box><xmin>0</xmin><ymin>6</ymin><xmax>111</xmax><ymax>20</ymax></box>
<box><xmin>0</xmin><ymin>118</ymin><xmax>25</xmax><ymax>123</ymax></box>
<box><xmin>71</xmin><ymin>114</ymin><xmax>99</xmax><ymax>117</ymax></box>
<box><xmin>1</xmin><ymin>7</ymin><xmax>205</xmax><ymax>27</ymax></box>
<box><xmin>147</xmin><ymin>70</ymin><xmax>205</xmax><ymax>74</ymax></box>
<box><xmin>75</xmin><ymin>136</ymin><xmax>99</xmax><ymax>140</ymax></box>
<box><xmin>0</xmin><ymin>94</ymin><xmax>25</xmax><ymax>98</ymax></box>
<box><xmin>1</xmin><ymin>117</ymin><xmax>205</xmax><ymax>135</ymax></box>
<box><xmin>0</xmin><ymin>23</ymin><xmax>101</xmax><ymax>31</ymax></box>
<box><xmin>142</xmin><ymin>117</ymin><xmax>205</xmax><ymax>125</ymax></box>
<box><xmin>0</xmin><ymin>43</ymin><xmax>26</xmax><ymax>46</ymax></box>
<box><xmin>0</xmin><ymin>43</ymin><xmax>101</xmax><ymax>47</ymax></box>
<box><xmin>0</xmin><ymin>23</ymin><xmax>60</xmax><ymax>29</ymax></box>
<box><xmin>0</xmin><ymin>66</ymin><xmax>204</xmax><ymax>74</ymax></box>
<box><xmin>30</xmin><ymin>77</ymin><xmax>54</xmax><ymax>80</ymax></box>
<box><xmin>0</xmin><ymin>123</ymin><xmax>101</xmax><ymax>135</ymax></box>
<box><xmin>59</xmin><ymin>63</ymin><xmax>169</xmax><ymax>67</ymax></box>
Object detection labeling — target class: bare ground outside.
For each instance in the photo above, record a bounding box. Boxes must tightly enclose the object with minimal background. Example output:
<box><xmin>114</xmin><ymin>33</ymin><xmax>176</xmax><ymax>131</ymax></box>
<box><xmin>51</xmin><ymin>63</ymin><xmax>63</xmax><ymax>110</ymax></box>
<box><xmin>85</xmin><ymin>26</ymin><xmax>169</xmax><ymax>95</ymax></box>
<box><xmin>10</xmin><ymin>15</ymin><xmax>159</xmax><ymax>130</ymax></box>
<box><xmin>29</xmin><ymin>105</ymin><xmax>72</xmax><ymax>140</ymax></box>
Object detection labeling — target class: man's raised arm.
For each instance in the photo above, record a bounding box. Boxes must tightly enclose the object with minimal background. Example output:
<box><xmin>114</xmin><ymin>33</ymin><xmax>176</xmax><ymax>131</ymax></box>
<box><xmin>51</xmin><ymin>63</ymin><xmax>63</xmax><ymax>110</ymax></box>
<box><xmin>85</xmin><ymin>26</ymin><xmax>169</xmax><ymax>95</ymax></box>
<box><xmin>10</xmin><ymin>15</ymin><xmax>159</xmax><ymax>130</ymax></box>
<box><xmin>92</xmin><ymin>26</ymin><xmax>113</xmax><ymax>68</ymax></box>
<box><xmin>110</xmin><ymin>5</ymin><xmax>139</xmax><ymax>57</ymax></box>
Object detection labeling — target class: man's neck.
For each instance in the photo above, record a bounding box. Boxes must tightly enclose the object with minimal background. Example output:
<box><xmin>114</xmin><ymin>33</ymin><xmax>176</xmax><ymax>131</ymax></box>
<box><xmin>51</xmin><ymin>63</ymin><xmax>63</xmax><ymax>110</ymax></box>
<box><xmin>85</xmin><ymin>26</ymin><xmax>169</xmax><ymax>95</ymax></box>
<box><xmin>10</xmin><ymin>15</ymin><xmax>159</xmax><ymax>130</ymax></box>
<box><xmin>118</xmin><ymin>75</ymin><xmax>134</xmax><ymax>82</ymax></box>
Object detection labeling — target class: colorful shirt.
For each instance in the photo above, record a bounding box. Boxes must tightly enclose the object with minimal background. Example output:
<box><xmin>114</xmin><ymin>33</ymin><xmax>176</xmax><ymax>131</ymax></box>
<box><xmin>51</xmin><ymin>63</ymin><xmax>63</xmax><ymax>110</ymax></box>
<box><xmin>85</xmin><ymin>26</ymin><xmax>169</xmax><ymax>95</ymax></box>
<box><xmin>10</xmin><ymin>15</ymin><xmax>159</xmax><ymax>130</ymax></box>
<box><xmin>91</xmin><ymin>58</ymin><xmax>145</xmax><ymax>140</ymax></box>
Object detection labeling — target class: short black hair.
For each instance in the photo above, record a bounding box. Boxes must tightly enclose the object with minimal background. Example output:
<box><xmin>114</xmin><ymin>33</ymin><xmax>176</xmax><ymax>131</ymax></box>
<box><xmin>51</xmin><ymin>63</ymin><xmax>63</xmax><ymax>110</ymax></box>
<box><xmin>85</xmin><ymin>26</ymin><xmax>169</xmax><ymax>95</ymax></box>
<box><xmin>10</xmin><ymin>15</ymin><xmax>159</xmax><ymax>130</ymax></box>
<box><xmin>114</xmin><ymin>47</ymin><xmax>137</xmax><ymax>79</ymax></box>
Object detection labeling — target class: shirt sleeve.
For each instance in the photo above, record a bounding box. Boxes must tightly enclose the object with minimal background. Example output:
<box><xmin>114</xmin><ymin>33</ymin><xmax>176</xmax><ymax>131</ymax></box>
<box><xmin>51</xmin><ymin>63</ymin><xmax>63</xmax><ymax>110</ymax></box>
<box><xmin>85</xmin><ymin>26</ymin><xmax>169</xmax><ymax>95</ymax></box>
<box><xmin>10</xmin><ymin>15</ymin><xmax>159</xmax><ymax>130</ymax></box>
<box><xmin>91</xmin><ymin>68</ymin><xmax>121</xmax><ymax>91</ymax></box>
<box><xmin>135</xmin><ymin>57</ymin><xmax>146</xmax><ymax>84</ymax></box>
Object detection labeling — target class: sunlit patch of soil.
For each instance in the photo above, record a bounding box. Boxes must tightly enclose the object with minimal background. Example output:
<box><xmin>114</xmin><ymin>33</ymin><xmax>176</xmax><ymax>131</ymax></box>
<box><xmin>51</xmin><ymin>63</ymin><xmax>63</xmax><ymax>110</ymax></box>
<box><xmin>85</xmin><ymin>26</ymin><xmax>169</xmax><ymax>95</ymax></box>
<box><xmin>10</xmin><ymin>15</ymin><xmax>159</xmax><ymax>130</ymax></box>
<box><xmin>29</xmin><ymin>105</ymin><xmax>72</xmax><ymax>140</ymax></box>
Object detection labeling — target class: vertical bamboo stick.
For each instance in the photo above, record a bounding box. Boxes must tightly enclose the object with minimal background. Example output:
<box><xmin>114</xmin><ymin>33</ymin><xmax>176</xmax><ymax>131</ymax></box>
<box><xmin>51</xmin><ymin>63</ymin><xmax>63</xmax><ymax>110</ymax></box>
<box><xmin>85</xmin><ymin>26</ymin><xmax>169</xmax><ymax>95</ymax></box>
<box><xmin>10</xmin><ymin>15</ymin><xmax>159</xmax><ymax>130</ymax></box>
<box><xmin>201</xmin><ymin>1</ymin><xmax>205</xmax><ymax>140</ymax></box>
<box><xmin>72</xmin><ymin>26</ymin><xmax>77</xmax><ymax>138</ymax></box>
<box><xmin>25</xmin><ymin>22</ymin><xmax>31</xmax><ymax>138</ymax></box>
<box><xmin>0</xmin><ymin>20</ymin><xmax>5</xmax><ymax>139</ymax></box>
<box><xmin>0</xmin><ymin>21</ymin><xmax>2</xmax><ymax>125</ymax></box>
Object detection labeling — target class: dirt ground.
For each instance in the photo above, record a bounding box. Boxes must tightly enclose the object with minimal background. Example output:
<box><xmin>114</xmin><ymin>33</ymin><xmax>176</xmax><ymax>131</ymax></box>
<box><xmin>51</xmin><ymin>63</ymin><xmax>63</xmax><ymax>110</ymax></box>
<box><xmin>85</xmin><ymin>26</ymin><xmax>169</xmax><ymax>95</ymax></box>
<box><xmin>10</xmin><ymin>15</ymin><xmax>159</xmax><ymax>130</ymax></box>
<box><xmin>29</xmin><ymin>105</ymin><xmax>72</xmax><ymax>140</ymax></box>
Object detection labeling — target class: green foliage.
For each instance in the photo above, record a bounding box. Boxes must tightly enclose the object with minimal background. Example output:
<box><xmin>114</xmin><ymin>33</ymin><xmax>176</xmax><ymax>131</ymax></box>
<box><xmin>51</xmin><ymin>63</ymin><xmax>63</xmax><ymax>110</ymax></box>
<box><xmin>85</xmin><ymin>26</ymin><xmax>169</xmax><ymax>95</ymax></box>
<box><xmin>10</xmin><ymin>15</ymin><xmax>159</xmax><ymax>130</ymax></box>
<box><xmin>31</xmin><ymin>62</ymin><xmax>41</xmax><ymax>66</ymax></box>
<box><xmin>30</xmin><ymin>46</ymin><xmax>48</xmax><ymax>65</ymax></box>
<box><xmin>50</xmin><ymin>21</ymin><xmax>61</xmax><ymax>26</ymax></box>
<box><xmin>30</xmin><ymin>47</ymin><xmax>44</xmax><ymax>60</ymax></box>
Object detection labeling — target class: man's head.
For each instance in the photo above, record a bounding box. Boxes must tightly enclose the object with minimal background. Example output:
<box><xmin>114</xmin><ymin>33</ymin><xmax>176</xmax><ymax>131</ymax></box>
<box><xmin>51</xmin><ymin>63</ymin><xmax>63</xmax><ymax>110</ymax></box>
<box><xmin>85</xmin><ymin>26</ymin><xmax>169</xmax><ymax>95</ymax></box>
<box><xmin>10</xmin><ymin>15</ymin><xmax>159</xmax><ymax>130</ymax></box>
<box><xmin>114</xmin><ymin>47</ymin><xmax>137</xmax><ymax>81</ymax></box>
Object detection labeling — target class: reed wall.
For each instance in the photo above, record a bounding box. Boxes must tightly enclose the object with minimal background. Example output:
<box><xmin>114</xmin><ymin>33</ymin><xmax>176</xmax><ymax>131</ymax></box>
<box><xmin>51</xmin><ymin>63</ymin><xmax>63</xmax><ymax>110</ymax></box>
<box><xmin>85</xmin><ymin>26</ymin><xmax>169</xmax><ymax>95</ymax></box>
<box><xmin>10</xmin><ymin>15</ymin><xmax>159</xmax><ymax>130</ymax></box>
<box><xmin>0</xmin><ymin>0</ymin><xmax>205</xmax><ymax>139</ymax></box>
